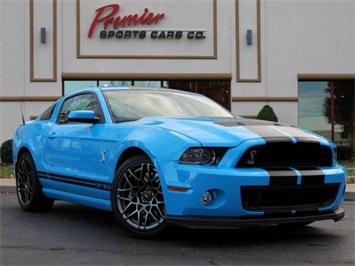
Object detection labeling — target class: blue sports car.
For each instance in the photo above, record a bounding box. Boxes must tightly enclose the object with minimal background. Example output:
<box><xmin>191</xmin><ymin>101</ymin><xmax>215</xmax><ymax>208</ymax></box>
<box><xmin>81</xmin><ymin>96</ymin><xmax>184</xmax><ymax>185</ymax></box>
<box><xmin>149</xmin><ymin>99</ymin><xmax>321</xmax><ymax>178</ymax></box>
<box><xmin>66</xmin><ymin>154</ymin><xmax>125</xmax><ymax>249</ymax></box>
<box><xmin>12</xmin><ymin>87</ymin><xmax>347</xmax><ymax>238</ymax></box>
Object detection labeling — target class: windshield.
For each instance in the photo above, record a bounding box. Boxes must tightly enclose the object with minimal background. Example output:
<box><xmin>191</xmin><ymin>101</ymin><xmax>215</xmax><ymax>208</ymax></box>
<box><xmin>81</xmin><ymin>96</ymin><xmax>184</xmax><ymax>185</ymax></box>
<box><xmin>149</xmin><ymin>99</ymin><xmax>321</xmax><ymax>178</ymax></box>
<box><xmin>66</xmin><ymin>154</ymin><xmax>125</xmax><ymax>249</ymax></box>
<box><xmin>103</xmin><ymin>89</ymin><xmax>234</xmax><ymax>122</ymax></box>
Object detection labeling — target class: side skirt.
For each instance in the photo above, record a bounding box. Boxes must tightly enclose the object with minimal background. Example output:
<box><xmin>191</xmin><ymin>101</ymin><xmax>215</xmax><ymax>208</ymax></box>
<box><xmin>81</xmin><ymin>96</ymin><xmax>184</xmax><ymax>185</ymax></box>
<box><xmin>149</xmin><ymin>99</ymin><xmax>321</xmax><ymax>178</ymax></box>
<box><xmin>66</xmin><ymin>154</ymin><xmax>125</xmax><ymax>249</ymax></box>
<box><xmin>43</xmin><ymin>188</ymin><xmax>112</xmax><ymax>211</ymax></box>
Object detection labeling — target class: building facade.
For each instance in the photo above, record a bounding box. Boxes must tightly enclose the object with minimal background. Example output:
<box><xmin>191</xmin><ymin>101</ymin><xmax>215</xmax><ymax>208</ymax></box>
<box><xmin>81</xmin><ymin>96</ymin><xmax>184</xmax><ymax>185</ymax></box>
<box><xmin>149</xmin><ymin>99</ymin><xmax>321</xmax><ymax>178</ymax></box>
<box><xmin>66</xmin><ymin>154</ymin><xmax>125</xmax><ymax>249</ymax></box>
<box><xmin>0</xmin><ymin>0</ymin><xmax>354</xmax><ymax>159</ymax></box>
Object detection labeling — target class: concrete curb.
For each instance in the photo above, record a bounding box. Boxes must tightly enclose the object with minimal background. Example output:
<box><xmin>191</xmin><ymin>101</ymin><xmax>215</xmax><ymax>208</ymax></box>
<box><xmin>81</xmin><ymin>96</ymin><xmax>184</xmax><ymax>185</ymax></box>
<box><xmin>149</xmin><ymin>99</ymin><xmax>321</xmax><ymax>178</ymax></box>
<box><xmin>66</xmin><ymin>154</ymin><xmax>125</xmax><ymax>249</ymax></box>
<box><xmin>0</xmin><ymin>179</ymin><xmax>15</xmax><ymax>194</ymax></box>
<box><xmin>345</xmin><ymin>192</ymin><xmax>355</xmax><ymax>201</ymax></box>
<box><xmin>1</xmin><ymin>178</ymin><xmax>354</xmax><ymax>201</ymax></box>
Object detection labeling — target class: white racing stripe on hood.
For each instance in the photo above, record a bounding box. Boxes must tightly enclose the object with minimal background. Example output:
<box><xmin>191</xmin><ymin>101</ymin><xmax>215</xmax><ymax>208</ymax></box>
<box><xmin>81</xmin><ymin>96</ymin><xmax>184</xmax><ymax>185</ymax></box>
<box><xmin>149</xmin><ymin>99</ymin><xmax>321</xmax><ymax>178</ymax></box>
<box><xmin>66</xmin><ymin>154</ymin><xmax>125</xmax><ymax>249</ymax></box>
<box><xmin>274</xmin><ymin>126</ymin><xmax>324</xmax><ymax>142</ymax></box>
<box><xmin>269</xmin><ymin>126</ymin><xmax>297</xmax><ymax>143</ymax></box>
<box><xmin>243</xmin><ymin>125</ymin><xmax>322</xmax><ymax>143</ymax></box>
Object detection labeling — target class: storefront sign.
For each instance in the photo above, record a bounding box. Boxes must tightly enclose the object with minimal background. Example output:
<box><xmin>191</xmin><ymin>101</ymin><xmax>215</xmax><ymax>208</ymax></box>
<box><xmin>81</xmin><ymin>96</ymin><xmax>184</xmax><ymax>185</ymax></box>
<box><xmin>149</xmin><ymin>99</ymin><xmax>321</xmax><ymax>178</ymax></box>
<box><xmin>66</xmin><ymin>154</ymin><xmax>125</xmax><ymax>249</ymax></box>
<box><xmin>88</xmin><ymin>4</ymin><xmax>206</xmax><ymax>40</ymax></box>
<box><xmin>77</xmin><ymin>0</ymin><xmax>216</xmax><ymax>58</ymax></box>
<box><xmin>98</xmin><ymin>30</ymin><xmax>206</xmax><ymax>40</ymax></box>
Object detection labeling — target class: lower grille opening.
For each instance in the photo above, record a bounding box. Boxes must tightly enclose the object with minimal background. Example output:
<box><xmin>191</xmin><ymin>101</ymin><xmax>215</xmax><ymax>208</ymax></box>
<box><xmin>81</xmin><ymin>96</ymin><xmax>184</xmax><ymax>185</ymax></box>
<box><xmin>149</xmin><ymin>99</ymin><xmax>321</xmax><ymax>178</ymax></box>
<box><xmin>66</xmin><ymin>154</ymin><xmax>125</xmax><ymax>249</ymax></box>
<box><xmin>241</xmin><ymin>184</ymin><xmax>340</xmax><ymax>212</ymax></box>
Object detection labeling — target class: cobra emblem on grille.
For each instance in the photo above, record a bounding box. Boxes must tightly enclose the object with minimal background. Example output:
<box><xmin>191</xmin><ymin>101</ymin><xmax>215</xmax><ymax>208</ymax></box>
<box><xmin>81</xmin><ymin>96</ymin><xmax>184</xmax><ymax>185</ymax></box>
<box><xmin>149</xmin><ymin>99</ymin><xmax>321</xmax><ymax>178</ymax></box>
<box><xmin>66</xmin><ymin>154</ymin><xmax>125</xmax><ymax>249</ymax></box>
<box><xmin>247</xmin><ymin>150</ymin><xmax>257</xmax><ymax>165</ymax></box>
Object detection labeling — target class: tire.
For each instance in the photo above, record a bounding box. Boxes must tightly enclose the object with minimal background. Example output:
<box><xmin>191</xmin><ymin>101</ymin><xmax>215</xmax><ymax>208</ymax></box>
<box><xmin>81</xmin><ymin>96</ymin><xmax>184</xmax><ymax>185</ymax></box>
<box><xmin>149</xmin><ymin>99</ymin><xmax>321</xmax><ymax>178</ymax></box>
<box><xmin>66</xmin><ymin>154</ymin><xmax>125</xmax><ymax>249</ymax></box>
<box><xmin>15</xmin><ymin>152</ymin><xmax>54</xmax><ymax>212</ymax></box>
<box><xmin>111</xmin><ymin>155</ymin><xmax>167</xmax><ymax>238</ymax></box>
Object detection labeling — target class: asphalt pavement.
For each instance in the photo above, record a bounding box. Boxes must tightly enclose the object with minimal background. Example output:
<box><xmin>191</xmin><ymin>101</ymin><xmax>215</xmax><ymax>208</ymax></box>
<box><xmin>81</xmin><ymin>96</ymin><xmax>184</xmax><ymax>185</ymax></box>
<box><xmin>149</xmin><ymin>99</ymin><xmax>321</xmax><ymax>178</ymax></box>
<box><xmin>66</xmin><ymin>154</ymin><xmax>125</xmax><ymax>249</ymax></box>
<box><xmin>1</xmin><ymin>178</ymin><xmax>354</xmax><ymax>201</ymax></box>
<box><xmin>1</xmin><ymin>192</ymin><xmax>354</xmax><ymax>265</ymax></box>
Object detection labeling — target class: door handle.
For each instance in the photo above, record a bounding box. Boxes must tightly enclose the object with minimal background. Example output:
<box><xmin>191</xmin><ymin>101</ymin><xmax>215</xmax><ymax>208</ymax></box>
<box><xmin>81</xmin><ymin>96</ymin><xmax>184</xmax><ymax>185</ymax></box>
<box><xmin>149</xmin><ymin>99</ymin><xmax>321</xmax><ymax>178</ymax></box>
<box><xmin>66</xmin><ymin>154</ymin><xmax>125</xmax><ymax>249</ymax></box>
<box><xmin>48</xmin><ymin>132</ymin><xmax>56</xmax><ymax>139</ymax></box>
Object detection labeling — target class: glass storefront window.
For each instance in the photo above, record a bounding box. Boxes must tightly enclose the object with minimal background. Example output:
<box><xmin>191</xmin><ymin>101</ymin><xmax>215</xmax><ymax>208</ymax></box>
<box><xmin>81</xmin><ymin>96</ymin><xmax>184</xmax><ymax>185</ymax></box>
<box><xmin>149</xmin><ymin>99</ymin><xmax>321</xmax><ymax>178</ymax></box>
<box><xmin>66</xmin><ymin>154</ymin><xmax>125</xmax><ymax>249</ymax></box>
<box><xmin>63</xmin><ymin>80</ymin><xmax>97</xmax><ymax>95</ymax></box>
<box><xmin>162</xmin><ymin>81</ymin><xmax>169</xmax><ymax>88</ymax></box>
<box><xmin>99</xmin><ymin>81</ymin><xmax>132</xmax><ymax>87</ymax></box>
<box><xmin>133</xmin><ymin>81</ymin><xmax>162</xmax><ymax>88</ymax></box>
<box><xmin>299</xmin><ymin>81</ymin><xmax>331</xmax><ymax>138</ymax></box>
<box><xmin>299</xmin><ymin>80</ymin><xmax>354</xmax><ymax>160</ymax></box>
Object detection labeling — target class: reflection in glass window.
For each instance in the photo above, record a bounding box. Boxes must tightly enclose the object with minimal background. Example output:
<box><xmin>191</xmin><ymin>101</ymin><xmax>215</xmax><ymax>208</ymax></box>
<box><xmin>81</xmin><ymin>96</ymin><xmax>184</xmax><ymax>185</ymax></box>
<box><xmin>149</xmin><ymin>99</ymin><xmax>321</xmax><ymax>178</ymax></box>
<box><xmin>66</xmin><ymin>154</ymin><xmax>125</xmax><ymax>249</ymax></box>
<box><xmin>162</xmin><ymin>81</ymin><xmax>169</xmax><ymax>88</ymax></box>
<box><xmin>103</xmin><ymin>89</ymin><xmax>233</xmax><ymax>121</ymax></box>
<box><xmin>58</xmin><ymin>93</ymin><xmax>97</xmax><ymax>123</ymax></box>
<box><xmin>299</xmin><ymin>81</ymin><xmax>331</xmax><ymax>137</ymax></box>
<box><xmin>299</xmin><ymin>80</ymin><xmax>354</xmax><ymax>160</ymax></box>
<box><xmin>64</xmin><ymin>81</ymin><xmax>97</xmax><ymax>95</ymax></box>
<box><xmin>134</xmin><ymin>81</ymin><xmax>162</xmax><ymax>88</ymax></box>
<box><xmin>99</xmin><ymin>81</ymin><xmax>132</xmax><ymax>87</ymax></box>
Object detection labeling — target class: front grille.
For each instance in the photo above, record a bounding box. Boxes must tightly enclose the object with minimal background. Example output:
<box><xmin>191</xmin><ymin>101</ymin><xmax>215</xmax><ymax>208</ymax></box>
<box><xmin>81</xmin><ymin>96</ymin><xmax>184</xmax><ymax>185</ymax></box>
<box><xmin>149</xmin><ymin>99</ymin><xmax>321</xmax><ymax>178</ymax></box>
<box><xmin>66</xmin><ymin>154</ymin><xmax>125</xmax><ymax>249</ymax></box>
<box><xmin>236</xmin><ymin>142</ymin><xmax>332</xmax><ymax>168</ymax></box>
<box><xmin>241</xmin><ymin>184</ymin><xmax>339</xmax><ymax>213</ymax></box>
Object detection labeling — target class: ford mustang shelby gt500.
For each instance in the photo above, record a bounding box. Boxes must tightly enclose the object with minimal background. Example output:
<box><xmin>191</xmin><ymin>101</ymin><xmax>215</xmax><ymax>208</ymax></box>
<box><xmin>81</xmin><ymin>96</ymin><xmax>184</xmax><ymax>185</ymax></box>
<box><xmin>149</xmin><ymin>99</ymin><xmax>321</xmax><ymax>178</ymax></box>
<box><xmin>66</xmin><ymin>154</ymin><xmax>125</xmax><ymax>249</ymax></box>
<box><xmin>13</xmin><ymin>87</ymin><xmax>346</xmax><ymax>238</ymax></box>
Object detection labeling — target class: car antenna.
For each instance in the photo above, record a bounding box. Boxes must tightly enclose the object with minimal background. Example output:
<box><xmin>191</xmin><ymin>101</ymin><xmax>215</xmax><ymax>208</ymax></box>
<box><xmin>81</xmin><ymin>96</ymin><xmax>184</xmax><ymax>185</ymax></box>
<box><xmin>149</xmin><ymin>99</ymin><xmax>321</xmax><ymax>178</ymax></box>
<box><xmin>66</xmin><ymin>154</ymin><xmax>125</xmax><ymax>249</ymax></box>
<box><xmin>19</xmin><ymin>102</ymin><xmax>26</xmax><ymax>125</ymax></box>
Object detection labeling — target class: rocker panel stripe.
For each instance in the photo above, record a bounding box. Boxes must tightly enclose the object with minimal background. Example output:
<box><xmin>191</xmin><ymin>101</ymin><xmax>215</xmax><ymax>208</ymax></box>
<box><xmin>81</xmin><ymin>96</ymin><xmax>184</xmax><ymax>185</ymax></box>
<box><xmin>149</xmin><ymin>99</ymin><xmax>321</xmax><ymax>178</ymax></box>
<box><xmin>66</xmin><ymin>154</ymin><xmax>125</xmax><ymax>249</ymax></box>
<box><xmin>38</xmin><ymin>171</ymin><xmax>111</xmax><ymax>191</ymax></box>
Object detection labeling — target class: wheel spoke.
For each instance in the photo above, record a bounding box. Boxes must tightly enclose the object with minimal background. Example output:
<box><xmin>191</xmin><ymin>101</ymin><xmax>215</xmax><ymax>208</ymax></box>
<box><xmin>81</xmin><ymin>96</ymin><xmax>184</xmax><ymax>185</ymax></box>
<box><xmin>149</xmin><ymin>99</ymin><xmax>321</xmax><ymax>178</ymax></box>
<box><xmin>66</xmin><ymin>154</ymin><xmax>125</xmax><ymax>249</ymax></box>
<box><xmin>146</xmin><ymin>205</ymin><xmax>159</xmax><ymax>223</ymax></box>
<box><xmin>123</xmin><ymin>171</ymin><xmax>135</xmax><ymax>187</ymax></box>
<box><xmin>24</xmin><ymin>188</ymin><xmax>31</xmax><ymax>204</ymax></box>
<box><xmin>141</xmin><ymin>208</ymin><xmax>149</xmax><ymax>229</ymax></box>
<box><xmin>124</xmin><ymin>208</ymin><xmax>138</xmax><ymax>220</ymax></box>
<box><xmin>116</xmin><ymin>194</ymin><xmax>132</xmax><ymax>202</ymax></box>
<box><xmin>121</xmin><ymin>201</ymin><xmax>135</xmax><ymax>214</ymax></box>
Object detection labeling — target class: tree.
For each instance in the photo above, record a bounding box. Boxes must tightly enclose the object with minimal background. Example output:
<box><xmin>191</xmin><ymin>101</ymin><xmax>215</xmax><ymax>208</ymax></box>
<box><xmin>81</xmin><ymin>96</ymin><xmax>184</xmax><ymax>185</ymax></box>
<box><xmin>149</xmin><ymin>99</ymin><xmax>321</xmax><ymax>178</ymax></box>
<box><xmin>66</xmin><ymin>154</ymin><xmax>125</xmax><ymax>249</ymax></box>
<box><xmin>256</xmin><ymin>105</ymin><xmax>278</xmax><ymax>122</ymax></box>
<box><xmin>323</xmin><ymin>80</ymin><xmax>354</xmax><ymax>139</ymax></box>
<box><xmin>0</xmin><ymin>139</ymin><xmax>13</xmax><ymax>164</ymax></box>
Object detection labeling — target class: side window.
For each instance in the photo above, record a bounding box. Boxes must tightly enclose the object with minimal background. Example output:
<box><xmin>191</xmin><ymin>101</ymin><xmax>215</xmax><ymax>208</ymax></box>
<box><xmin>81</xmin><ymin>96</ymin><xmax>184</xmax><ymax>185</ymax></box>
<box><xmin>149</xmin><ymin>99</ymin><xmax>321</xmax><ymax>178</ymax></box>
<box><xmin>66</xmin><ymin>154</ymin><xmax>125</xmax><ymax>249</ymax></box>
<box><xmin>40</xmin><ymin>103</ymin><xmax>56</xmax><ymax>120</ymax></box>
<box><xmin>58</xmin><ymin>93</ymin><xmax>103</xmax><ymax>124</ymax></box>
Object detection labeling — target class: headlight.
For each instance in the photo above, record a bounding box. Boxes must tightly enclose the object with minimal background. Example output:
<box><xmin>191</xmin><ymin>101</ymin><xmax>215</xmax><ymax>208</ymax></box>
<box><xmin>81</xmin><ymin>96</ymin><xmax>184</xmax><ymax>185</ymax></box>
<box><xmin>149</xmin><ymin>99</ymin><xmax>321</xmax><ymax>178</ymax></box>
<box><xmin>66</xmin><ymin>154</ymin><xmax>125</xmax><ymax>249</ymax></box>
<box><xmin>179</xmin><ymin>148</ymin><xmax>226</xmax><ymax>165</ymax></box>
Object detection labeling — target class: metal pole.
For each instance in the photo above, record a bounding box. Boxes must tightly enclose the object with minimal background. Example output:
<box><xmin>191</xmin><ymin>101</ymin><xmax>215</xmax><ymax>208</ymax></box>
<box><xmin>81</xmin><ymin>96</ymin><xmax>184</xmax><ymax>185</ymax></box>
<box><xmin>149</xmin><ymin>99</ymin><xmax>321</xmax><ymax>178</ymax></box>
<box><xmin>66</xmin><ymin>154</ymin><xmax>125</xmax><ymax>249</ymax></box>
<box><xmin>330</xmin><ymin>83</ymin><xmax>335</xmax><ymax>142</ymax></box>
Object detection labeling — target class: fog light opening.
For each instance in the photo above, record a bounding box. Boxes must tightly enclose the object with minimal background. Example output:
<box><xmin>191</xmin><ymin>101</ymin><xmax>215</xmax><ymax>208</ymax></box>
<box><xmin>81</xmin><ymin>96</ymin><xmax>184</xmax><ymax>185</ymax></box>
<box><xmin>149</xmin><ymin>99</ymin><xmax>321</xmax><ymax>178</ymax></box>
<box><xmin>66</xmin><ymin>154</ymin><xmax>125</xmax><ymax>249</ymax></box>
<box><xmin>201</xmin><ymin>191</ymin><xmax>213</xmax><ymax>205</ymax></box>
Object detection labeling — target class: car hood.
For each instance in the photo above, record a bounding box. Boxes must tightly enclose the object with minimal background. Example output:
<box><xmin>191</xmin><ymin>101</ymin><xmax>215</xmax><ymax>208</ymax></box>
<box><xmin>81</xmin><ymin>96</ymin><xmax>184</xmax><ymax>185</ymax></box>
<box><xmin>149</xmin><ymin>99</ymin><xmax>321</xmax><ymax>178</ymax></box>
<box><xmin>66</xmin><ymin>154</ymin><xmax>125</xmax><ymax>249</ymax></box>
<box><xmin>138</xmin><ymin>117</ymin><xmax>326</xmax><ymax>147</ymax></box>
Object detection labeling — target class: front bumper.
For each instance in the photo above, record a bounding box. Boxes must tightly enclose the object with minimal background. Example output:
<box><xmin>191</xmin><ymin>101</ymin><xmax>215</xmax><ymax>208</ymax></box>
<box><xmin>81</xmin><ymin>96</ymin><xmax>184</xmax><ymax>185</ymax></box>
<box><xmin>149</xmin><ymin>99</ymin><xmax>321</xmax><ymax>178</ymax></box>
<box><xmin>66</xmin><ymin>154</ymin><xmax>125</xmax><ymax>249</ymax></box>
<box><xmin>166</xmin><ymin>207</ymin><xmax>346</xmax><ymax>229</ymax></box>
<box><xmin>160</xmin><ymin>162</ymin><xmax>347</xmax><ymax>217</ymax></box>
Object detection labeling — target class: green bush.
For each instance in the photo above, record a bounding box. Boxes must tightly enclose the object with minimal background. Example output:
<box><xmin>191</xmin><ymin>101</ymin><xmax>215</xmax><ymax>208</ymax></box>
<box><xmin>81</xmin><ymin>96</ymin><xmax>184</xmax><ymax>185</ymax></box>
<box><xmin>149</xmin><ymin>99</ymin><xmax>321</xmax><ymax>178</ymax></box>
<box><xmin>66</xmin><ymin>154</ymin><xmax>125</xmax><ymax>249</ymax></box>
<box><xmin>256</xmin><ymin>105</ymin><xmax>278</xmax><ymax>122</ymax></box>
<box><xmin>0</xmin><ymin>139</ymin><xmax>13</xmax><ymax>164</ymax></box>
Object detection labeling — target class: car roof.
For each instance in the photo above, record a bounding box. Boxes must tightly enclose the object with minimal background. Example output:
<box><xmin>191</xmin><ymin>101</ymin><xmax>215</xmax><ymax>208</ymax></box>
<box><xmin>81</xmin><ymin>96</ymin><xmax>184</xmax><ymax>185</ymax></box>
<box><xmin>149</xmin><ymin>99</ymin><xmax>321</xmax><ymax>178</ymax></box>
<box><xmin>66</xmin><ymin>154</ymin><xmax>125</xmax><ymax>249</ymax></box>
<box><xmin>99</xmin><ymin>86</ymin><xmax>184</xmax><ymax>93</ymax></box>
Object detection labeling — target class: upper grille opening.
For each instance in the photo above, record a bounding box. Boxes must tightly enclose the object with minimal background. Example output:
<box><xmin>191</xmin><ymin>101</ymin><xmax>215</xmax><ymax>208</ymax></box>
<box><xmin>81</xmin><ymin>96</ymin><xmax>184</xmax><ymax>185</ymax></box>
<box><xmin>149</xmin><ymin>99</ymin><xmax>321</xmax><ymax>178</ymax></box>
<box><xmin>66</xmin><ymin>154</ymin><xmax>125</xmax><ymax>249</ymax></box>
<box><xmin>236</xmin><ymin>142</ymin><xmax>332</xmax><ymax>168</ymax></box>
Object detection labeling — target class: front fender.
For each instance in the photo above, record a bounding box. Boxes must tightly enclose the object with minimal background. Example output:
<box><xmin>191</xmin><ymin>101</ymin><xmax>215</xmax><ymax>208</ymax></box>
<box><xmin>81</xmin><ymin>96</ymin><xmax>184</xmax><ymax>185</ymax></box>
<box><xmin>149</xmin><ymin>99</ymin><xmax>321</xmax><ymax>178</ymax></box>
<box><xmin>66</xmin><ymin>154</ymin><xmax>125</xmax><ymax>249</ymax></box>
<box><xmin>112</xmin><ymin>125</ymin><xmax>202</xmax><ymax>165</ymax></box>
<box><xmin>12</xmin><ymin>121</ymin><xmax>50</xmax><ymax>173</ymax></box>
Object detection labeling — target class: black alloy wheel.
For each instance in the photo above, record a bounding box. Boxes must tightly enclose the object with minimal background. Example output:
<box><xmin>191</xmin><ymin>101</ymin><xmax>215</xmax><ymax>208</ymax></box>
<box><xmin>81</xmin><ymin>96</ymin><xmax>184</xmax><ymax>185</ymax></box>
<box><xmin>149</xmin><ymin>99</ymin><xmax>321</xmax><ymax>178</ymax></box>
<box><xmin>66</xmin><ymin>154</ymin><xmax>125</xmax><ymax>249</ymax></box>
<box><xmin>111</xmin><ymin>155</ymin><xmax>167</xmax><ymax>238</ymax></box>
<box><xmin>16</xmin><ymin>152</ymin><xmax>54</xmax><ymax>211</ymax></box>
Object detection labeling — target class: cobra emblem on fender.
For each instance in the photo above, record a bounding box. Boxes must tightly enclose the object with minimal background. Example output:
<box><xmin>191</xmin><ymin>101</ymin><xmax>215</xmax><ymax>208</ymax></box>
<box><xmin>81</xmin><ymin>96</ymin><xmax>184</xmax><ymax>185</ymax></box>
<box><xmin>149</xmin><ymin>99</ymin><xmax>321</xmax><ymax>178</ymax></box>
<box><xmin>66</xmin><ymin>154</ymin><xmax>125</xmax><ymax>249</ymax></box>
<box><xmin>101</xmin><ymin>150</ymin><xmax>106</xmax><ymax>163</ymax></box>
<box><xmin>247</xmin><ymin>150</ymin><xmax>257</xmax><ymax>165</ymax></box>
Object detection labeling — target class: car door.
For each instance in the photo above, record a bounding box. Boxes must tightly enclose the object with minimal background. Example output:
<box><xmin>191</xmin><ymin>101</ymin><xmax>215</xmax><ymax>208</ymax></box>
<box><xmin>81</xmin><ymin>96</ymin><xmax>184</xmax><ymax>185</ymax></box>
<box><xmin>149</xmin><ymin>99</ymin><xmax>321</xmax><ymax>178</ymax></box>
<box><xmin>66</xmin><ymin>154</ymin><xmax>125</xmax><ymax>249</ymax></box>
<box><xmin>43</xmin><ymin>92</ymin><xmax>114</xmax><ymax>196</ymax></box>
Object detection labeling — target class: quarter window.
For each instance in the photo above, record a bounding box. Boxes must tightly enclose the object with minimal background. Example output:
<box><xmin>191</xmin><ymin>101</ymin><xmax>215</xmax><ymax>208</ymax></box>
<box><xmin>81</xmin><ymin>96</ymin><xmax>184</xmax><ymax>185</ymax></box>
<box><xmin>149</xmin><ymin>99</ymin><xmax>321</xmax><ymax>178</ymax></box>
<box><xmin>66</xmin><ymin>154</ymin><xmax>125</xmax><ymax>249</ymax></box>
<box><xmin>40</xmin><ymin>103</ymin><xmax>56</xmax><ymax>120</ymax></box>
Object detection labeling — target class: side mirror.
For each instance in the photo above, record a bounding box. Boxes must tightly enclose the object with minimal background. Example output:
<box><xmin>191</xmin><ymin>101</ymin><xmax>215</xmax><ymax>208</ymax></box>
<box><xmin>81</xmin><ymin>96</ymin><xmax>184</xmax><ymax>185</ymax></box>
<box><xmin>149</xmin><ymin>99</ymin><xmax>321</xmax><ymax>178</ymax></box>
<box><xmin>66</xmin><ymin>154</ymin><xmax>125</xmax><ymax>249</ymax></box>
<box><xmin>68</xmin><ymin>110</ymin><xmax>100</xmax><ymax>123</ymax></box>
